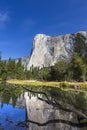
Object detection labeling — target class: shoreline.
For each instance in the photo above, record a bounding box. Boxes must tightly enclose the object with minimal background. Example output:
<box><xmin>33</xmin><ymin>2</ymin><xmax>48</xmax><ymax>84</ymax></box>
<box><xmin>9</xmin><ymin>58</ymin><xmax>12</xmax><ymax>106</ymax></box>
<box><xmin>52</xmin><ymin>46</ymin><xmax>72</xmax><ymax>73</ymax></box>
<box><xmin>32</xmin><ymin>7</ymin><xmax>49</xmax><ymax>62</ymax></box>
<box><xmin>6</xmin><ymin>79</ymin><xmax>87</xmax><ymax>90</ymax></box>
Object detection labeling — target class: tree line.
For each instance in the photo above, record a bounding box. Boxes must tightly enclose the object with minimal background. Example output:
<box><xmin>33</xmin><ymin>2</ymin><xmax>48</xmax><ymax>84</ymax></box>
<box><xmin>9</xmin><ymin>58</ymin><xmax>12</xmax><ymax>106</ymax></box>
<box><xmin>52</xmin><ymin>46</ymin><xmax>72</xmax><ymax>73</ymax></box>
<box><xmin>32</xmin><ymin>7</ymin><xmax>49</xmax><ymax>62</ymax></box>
<box><xmin>0</xmin><ymin>33</ymin><xmax>87</xmax><ymax>81</ymax></box>
<box><xmin>0</xmin><ymin>58</ymin><xmax>25</xmax><ymax>80</ymax></box>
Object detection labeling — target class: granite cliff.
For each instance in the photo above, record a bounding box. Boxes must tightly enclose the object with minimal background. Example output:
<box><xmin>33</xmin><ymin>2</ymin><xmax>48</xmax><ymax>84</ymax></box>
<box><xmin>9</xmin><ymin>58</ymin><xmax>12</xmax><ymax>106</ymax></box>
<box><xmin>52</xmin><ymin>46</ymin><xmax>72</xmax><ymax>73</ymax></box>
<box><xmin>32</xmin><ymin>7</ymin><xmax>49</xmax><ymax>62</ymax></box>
<box><xmin>27</xmin><ymin>31</ymin><xmax>87</xmax><ymax>70</ymax></box>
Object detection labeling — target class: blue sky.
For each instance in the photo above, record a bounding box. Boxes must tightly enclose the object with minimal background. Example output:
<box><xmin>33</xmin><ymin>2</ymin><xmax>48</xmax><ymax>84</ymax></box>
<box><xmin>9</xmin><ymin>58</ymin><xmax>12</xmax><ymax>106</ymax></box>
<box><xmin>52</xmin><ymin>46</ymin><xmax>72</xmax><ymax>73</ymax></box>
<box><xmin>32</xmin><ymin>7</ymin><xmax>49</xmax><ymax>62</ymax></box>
<box><xmin>0</xmin><ymin>0</ymin><xmax>87</xmax><ymax>59</ymax></box>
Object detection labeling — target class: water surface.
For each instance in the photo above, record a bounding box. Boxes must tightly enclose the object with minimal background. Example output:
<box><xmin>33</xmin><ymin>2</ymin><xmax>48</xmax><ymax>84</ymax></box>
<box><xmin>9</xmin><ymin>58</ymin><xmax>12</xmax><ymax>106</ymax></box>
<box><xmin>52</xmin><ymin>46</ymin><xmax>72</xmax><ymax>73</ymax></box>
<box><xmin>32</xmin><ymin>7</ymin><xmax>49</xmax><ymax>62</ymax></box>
<box><xmin>0</xmin><ymin>84</ymin><xmax>87</xmax><ymax>130</ymax></box>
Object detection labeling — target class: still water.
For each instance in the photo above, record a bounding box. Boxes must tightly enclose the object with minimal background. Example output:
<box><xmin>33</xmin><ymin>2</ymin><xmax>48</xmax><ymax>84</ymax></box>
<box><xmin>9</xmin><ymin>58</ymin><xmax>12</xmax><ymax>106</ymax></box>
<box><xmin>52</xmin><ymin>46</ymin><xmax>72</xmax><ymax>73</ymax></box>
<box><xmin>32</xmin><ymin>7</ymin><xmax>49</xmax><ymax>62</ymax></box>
<box><xmin>0</xmin><ymin>84</ymin><xmax>87</xmax><ymax>130</ymax></box>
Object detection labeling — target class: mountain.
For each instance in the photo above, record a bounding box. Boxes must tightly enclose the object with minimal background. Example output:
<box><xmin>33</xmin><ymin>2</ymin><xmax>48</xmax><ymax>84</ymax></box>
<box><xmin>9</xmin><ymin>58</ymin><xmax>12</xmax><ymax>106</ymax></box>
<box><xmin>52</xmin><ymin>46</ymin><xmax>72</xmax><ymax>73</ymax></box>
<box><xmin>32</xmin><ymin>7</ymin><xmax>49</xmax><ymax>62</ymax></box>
<box><xmin>27</xmin><ymin>31</ymin><xmax>87</xmax><ymax>70</ymax></box>
<box><xmin>15</xmin><ymin>56</ymin><xmax>30</xmax><ymax>69</ymax></box>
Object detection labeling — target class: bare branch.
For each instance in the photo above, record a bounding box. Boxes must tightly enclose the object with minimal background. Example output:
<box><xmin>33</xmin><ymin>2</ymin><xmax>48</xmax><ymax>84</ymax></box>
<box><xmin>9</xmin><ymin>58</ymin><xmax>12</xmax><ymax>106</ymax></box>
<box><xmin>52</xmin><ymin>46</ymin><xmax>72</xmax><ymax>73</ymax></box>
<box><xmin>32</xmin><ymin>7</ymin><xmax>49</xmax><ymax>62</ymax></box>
<box><xmin>17</xmin><ymin>119</ymin><xmax>87</xmax><ymax>128</ymax></box>
<box><xmin>23</xmin><ymin>86</ymin><xmax>87</xmax><ymax>120</ymax></box>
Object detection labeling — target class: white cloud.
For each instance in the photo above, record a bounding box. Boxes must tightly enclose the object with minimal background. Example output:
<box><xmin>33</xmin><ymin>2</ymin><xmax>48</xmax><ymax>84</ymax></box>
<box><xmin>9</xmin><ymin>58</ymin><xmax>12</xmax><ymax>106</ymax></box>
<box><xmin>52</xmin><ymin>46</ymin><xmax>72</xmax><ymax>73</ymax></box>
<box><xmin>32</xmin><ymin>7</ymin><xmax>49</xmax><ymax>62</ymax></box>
<box><xmin>0</xmin><ymin>12</ymin><xmax>9</xmax><ymax>23</ymax></box>
<box><xmin>0</xmin><ymin>11</ymin><xmax>10</xmax><ymax>29</ymax></box>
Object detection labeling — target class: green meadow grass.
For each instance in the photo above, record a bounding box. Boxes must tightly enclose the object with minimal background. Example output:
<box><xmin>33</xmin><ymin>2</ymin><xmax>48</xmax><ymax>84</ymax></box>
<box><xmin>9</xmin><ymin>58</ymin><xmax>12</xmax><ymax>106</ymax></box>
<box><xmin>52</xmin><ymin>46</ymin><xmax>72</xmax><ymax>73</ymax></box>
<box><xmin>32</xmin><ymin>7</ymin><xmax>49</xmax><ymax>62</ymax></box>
<box><xmin>7</xmin><ymin>79</ymin><xmax>87</xmax><ymax>91</ymax></box>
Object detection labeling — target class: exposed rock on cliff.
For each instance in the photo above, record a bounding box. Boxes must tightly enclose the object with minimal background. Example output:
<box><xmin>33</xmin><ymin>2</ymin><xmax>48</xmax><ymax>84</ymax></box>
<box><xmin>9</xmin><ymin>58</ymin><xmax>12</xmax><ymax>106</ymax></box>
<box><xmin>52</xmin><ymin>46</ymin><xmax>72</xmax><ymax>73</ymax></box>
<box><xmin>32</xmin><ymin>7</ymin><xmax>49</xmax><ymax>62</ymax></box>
<box><xmin>15</xmin><ymin>56</ymin><xmax>30</xmax><ymax>68</ymax></box>
<box><xmin>27</xmin><ymin>31</ymin><xmax>87</xmax><ymax>69</ymax></box>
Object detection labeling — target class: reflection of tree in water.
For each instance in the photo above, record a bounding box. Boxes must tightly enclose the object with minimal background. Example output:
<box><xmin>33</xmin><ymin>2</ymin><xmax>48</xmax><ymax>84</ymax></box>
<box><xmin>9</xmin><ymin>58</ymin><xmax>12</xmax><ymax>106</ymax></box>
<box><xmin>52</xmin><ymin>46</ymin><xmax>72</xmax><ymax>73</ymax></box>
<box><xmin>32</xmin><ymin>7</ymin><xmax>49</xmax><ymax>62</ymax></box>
<box><xmin>18</xmin><ymin>118</ymin><xmax>87</xmax><ymax>128</ymax></box>
<box><xmin>0</xmin><ymin>84</ymin><xmax>24</xmax><ymax>107</ymax></box>
<box><xmin>0</xmin><ymin>84</ymin><xmax>87</xmax><ymax>129</ymax></box>
<box><xmin>19</xmin><ymin>86</ymin><xmax>87</xmax><ymax>129</ymax></box>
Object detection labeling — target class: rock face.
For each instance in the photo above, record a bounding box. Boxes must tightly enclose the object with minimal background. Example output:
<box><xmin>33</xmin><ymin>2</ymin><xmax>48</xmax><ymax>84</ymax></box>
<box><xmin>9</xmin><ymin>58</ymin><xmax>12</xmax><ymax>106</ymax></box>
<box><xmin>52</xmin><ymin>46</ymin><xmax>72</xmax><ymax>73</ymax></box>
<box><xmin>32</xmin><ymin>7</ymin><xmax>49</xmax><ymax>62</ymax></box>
<box><xmin>27</xmin><ymin>31</ymin><xmax>87</xmax><ymax>70</ymax></box>
<box><xmin>21</xmin><ymin>56</ymin><xmax>30</xmax><ymax>68</ymax></box>
<box><xmin>15</xmin><ymin>56</ymin><xmax>30</xmax><ymax>68</ymax></box>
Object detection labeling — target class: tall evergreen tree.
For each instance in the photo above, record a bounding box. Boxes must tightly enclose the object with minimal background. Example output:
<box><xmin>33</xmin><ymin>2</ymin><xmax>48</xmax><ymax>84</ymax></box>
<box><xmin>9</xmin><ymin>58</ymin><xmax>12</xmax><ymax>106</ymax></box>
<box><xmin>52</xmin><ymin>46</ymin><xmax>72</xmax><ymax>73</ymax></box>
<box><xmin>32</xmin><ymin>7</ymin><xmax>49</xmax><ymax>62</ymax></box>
<box><xmin>71</xmin><ymin>53</ymin><xmax>86</xmax><ymax>81</ymax></box>
<box><xmin>74</xmin><ymin>33</ymin><xmax>87</xmax><ymax>58</ymax></box>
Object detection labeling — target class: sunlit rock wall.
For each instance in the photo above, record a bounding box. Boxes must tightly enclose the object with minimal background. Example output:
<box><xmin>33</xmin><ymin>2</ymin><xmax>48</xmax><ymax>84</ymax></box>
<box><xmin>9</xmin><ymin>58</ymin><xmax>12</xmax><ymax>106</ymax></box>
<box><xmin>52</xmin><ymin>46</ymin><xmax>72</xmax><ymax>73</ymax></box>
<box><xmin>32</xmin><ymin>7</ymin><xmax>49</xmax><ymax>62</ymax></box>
<box><xmin>27</xmin><ymin>31</ymin><xmax>87</xmax><ymax>69</ymax></box>
<box><xmin>24</xmin><ymin>92</ymin><xmax>80</xmax><ymax>130</ymax></box>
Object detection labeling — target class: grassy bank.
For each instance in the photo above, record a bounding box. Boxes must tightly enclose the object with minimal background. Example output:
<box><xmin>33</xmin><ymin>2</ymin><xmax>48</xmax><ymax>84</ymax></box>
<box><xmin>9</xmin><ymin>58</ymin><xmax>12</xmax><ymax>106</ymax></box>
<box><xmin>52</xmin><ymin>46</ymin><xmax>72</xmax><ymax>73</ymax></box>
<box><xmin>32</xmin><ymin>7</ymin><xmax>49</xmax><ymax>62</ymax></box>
<box><xmin>6</xmin><ymin>79</ymin><xmax>87</xmax><ymax>90</ymax></box>
<box><xmin>7</xmin><ymin>79</ymin><xmax>60</xmax><ymax>87</ymax></box>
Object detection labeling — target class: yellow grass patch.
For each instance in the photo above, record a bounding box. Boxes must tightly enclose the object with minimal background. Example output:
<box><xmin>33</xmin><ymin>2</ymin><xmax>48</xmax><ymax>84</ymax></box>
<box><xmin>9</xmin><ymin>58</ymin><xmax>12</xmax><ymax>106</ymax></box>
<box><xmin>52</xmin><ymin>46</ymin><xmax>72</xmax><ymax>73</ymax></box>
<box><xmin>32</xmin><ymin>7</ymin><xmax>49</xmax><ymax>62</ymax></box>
<box><xmin>7</xmin><ymin>79</ymin><xmax>87</xmax><ymax>89</ymax></box>
<box><xmin>7</xmin><ymin>79</ymin><xmax>60</xmax><ymax>87</ymax></box>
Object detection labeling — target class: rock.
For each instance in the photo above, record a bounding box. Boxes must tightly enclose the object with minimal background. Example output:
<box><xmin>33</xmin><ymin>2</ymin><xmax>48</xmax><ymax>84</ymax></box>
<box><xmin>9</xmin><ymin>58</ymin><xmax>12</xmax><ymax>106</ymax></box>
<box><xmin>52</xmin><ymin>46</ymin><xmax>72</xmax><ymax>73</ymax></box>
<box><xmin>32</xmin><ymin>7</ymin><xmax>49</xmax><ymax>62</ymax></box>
<box><xmin>21</xmin><ymin>56</ymin><xmax>30</xmax><ymax>69</ymax></box>
<box><xmin>27</xmin><ymin>31</ymin><xmax>87</xmax><ymax>70</ymax></box>
<box><xmin>14</xmin><ymin>56</ymin><xmax>30</xmax><ymax>69</ymax></box>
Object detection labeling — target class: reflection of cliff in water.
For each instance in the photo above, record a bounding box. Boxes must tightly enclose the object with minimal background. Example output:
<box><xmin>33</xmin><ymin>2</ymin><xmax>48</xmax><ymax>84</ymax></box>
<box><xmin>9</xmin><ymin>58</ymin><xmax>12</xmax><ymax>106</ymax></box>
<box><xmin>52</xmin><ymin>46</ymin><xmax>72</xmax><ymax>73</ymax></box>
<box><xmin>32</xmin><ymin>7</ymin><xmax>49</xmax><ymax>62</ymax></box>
<box><xmin>23</xmin><ymin>87</ymin><xmax>87</xmax><ymax>130</ymax></box>
<box><xmin>0</xmin><ymin>84</ymin><xmax>87</xmax><ymax>130</ymax></box>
